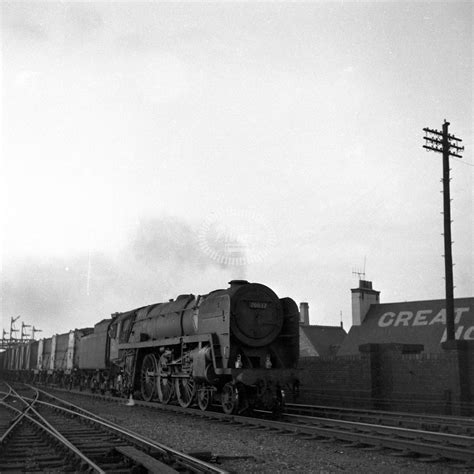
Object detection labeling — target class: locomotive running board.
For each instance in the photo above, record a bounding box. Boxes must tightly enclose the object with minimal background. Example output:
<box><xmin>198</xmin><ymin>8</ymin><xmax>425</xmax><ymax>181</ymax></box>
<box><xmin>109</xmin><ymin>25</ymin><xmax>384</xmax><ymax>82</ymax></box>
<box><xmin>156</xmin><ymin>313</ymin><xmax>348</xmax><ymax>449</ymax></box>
<box><xmin>117</xmin><ymin>333</ymin><xmax>213</xmax><ymax>350</ymax></box>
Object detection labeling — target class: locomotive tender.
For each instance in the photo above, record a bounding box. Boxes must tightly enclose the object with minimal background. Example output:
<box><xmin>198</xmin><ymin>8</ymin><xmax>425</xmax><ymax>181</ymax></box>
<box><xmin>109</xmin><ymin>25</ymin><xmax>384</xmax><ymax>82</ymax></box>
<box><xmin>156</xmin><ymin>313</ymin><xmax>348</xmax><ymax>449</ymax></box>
<box><xmin>1</xmin><ymin>280</ymin><xmax>299</xmax><ymax>414</ymax></box>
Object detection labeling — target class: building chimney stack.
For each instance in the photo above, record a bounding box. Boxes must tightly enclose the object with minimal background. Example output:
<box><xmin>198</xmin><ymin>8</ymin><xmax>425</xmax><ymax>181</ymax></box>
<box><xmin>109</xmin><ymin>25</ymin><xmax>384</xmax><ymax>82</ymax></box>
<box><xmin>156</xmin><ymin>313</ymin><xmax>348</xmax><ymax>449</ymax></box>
<box><xmin>299</xmin><ymin>302</ymin><xmax>309</xmax><ymax>325</ymax></box>
<box><xmin>351</xmin><ymin>280</ymin><xmax>380</xmax><ymax>326</ymax></box>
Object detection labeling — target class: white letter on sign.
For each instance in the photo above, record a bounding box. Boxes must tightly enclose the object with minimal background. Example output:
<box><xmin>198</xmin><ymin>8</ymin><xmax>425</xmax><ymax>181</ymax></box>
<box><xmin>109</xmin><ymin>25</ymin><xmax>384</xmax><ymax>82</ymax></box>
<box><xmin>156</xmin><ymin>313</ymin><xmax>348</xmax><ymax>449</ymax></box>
<box><xmin>413</xmin><ymin>310</ymin><xmax>432</xmax><ymax>326</ymax></box>
<box><xmin>455</xmin><ymin>307</ymin><xmax>470</xmax><ymax>324</ymax></box>
<box><xmin>430</xmin><ymin>309</ymin><xmax>446</xmax><ymax>325</ymax></box>
<box><xmin>463</xmin><ymin>326</ymin><xmax>474</xmax><ymax>340</ymax></box>
<box><xmin>394</xmin><ymin>311</ymin><xmax>414</xmax><ymax>327</ymax></box>
<box><xmin>378</xmin><ymin>312</ymin><xmax>396</xmax><ymax>327</ymax></box>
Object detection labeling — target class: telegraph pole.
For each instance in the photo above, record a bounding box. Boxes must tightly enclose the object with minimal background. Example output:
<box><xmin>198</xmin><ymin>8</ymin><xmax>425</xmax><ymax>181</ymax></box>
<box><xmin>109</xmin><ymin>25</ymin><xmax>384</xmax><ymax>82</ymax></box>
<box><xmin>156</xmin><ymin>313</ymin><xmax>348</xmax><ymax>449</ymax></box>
<box><xmin>32</xmin><ymin>326</ymin><xmax>42</xmax><ymax>340</ymax></box>
<box><xmin>10</xmin><ymin>316</ymin><xmax>20</xmax><ymax>342</ymax></box>
<box><xmin>423</xmin><ymin>120</ymin><xmax>464</xmax><ymax>341</ymax></box>
<box><xmin>21</xmin><ymin>322</ymin><xmax>31</xmax><ymax>341</ymax></box>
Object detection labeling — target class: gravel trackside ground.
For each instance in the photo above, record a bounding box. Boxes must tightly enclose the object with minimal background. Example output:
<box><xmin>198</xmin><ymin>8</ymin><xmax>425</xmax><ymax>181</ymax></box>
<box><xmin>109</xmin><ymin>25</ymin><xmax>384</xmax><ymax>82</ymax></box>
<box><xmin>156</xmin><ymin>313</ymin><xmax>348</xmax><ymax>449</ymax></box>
<box><xmin>49</xmin><ymin>391</ymin><xmax>467</xmax><ymax>473</ymax></box>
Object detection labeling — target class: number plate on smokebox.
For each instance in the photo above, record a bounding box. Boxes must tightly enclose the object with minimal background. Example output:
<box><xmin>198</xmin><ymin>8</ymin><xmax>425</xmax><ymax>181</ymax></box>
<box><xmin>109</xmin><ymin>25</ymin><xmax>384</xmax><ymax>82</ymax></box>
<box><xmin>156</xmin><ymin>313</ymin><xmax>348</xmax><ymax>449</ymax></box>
<box><xmin>248</xmin><ymin>301</ymin><xmax>268</xmax><ymax>309</ymax></box>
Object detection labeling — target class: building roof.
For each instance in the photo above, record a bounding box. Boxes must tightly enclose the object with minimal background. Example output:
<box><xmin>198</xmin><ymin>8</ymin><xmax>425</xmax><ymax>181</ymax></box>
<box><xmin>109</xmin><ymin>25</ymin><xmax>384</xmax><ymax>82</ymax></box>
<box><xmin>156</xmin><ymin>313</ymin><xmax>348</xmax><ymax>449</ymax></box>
<box><xmin>338</xmin><ymin>297</ymin><xmax>474</xmax><ymax>355</ymax></box>
<box><xmin>300</xmin><ymin>325</ymin><xmax>347</xmax><ymax>357</ymax></box>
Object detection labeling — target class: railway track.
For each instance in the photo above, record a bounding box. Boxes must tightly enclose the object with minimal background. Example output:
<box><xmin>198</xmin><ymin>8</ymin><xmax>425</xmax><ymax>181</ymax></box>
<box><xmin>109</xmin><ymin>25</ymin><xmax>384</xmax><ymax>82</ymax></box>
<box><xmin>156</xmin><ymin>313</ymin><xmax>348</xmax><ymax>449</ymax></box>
<box><xmin>285</xmin><ymin>402</ymin><xmax>474</xmax><ymax>436</ymax></box>
<box><xmin>275</xmin><ymin>412</ymin><xmax>474</xmax><ymax>466</ymax></box>
<box><xmin>0</xmin><ymin>383</ymin><xmax>228</xmax><ymax>473</ymax></box>
<box><xmin>34</xmin><ymin>385</ymin><xmax>474</xmax><ymax>468</ymax></box>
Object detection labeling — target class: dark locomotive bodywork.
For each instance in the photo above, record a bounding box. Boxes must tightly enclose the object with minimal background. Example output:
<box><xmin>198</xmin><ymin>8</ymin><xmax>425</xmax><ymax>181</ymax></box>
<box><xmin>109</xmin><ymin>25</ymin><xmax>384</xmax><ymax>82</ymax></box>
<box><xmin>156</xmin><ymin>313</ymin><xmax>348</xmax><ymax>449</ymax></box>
<box><xmin>110</xmin><ymin>280</ymin><xmax>299</xmax><ymax>413</ymax></box>
<box><xmin>74</xmin><ymin>319</ymin><xmax>114</xmax><ymax>391</ymax></box>
<box><xmin>1</xmin><ymin>281</ymin><xmax>299</xmax><ymax>413</ymax></box>
<box><xmin>78</xmin><ymin>320</ymin><xmax>111</xmax><ymax>370</ymax></box>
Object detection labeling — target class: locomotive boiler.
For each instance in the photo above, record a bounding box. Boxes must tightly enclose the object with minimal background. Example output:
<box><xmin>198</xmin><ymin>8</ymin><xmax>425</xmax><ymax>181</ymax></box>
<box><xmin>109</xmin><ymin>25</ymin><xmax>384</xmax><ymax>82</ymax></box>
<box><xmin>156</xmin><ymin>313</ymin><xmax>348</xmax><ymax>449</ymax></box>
<box><xmin>110</xmin><ymin>280</ymin><xmax>299</xmax><ymax>414</ymax></box>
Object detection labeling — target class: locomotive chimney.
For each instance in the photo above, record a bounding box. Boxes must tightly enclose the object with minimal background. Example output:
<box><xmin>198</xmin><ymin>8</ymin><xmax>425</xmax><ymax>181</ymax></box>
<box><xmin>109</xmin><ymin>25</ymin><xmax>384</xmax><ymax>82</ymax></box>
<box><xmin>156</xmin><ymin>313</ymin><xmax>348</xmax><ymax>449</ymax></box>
<box><xmin>299</xmin><ymin>302</ymin><xmax>309</xmax><ymax>325</ymax></box>
<box><xmin>351</xmin><ymin>280</ymin><xmax>380</xmax><ymax>326</ymax></box>
<box><xmin>228</xmin><ymin>280</ymin><xmax>249</xmax><ymax>289</ymax></box>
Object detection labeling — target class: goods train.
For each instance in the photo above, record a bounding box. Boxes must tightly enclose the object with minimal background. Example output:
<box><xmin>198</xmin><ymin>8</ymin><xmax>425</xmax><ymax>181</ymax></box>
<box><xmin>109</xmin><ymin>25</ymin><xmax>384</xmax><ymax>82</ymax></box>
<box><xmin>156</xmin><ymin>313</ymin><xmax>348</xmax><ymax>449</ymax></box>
<box><xmin>1</xmin><ymin>280</ymin><xmax>300</xmax><ymax>414</ymax></box>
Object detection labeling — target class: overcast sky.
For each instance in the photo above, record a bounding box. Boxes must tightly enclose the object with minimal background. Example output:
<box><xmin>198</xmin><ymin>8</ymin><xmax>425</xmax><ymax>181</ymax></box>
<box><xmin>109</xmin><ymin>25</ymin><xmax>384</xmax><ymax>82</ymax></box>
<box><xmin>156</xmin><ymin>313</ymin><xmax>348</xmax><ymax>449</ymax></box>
<box><xmin>1</xmin><ymin>1</ymin><xmax>472</xmax><ymax>338</ymax></box>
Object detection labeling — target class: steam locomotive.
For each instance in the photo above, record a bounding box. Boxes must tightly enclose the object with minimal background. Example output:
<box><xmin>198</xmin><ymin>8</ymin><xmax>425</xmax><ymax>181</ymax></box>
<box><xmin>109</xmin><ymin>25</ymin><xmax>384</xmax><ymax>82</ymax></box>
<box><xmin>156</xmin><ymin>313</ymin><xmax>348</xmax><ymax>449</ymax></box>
<box><xmin>1</xmin><ymin>280</ymin><xmax>300</xmax><ymax>414</ymax></box>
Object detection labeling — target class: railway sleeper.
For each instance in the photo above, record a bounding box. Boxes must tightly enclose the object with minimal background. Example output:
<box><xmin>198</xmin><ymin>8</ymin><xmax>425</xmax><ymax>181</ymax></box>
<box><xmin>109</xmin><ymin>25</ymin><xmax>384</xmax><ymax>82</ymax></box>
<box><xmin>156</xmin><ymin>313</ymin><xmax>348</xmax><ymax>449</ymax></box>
<box><xmin>113</xmin><ymin>445</ymin><xmax>178</xmax><ymax>474</ymax></box>
<box><xmin>297</xmin><ymin>434</ymin><xmax>326</xmax><ymax>440</ymax></box>
<box><xmin>360</xmin><ymin>446</ymin><xmax>384</xmax><ymax>451</ymax></box>
<box><xmin>341</xmin><ymin>441</ymin><xmax>367</xmax><ymax>448</ymax></box>
<box><xmin>417</xmin><ymin>455</ymin><xmax>447</xmax><ymax>463</ymax></box>
<box><xmin>390</xmin><ymin>450</ymin><xmax>417</xmax><ymax>458</ymax></box>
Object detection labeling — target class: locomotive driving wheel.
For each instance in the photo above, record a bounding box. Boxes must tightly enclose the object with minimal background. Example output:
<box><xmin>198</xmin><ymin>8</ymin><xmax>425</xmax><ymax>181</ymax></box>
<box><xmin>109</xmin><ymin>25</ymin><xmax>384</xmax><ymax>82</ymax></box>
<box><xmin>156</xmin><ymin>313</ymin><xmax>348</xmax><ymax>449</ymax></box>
<box><xmin>175</xmin><ymin>376</ymin><xmax>196</xmax><ymax>408</ymax></box>
<box><xmin>140</xmin><ymin>353</ymin><xmax>157</xmax><ymax>402</ymax></box>
<box><xmin>221</xmin><ymin>382</ymin><xmax>238</xmax><ymax>415</ymax></box>
<box><xmin>197</xmin><ymin>384</ymin><xmax>211</xmax><ymax>411</ymax></box>
<box><xmin>157</xmin><ymin>354</ymin><xmax>174</xmax><ymax>404</ymax></box>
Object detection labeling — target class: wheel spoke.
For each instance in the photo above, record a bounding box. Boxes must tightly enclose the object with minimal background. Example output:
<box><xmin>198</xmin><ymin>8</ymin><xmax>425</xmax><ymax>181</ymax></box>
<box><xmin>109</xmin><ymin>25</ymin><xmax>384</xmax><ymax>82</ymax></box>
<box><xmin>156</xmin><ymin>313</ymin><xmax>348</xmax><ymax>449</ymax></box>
<box><xmin>176</xmin><ymin>377</ymin><xmax>195</xmax><ymax>408</ymax></box>
<box><xmin>197</xmin><ymin>385</ymin><xmax>211</xmax><ymax>411</ymax></box>
<box><xmin>157</xmin><ymin>354</ymin><xmax>174</xmax><ymax>404</ymax></box>
<box><xmin>221</xmin><ymin>382</ymin><xmax>237</xmax><ymax>415</ymax></box>
<box><xmin>140</xmin><ymin>354</ymin><xmax>157</xmax><ymax>402</ymax></box>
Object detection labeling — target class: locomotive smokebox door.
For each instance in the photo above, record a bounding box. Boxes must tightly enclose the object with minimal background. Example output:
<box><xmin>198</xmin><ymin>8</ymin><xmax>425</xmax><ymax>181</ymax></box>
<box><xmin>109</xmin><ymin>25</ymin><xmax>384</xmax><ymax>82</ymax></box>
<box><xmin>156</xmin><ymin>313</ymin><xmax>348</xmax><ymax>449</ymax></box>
<box><xmin>230</xmin><ymin>283</ymin><xmax>284</xmax><ymax>347</ymax></box>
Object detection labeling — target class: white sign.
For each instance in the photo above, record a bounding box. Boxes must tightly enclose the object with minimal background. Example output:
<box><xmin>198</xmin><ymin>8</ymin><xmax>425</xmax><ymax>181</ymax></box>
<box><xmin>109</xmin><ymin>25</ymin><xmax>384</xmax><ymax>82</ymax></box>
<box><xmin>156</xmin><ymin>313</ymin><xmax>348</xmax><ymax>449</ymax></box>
<box><xmin>377</xmin><ymin>307</ymin><xmax>474</xmax><ymax>341</ymax></box>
